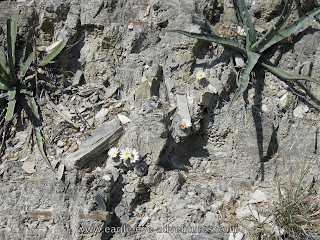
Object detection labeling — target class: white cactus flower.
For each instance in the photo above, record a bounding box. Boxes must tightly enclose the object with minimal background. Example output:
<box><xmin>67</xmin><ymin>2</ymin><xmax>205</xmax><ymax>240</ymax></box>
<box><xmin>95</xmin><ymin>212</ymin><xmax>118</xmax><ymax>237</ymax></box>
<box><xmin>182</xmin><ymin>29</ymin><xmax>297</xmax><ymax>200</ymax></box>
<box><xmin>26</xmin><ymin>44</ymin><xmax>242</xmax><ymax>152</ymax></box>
<box><xmin>196</xmin><ymin>70</ymin><xmax>206</xmax><ymax>80</ymax></box>
<box><xmin>179</xmin><ymin>119</ymin><xmax>192</xmax><ymax>129</ymax></box>
<box><xmin>129</xmin><ymin>148</ymin><xmax>140</xmax><ymax>163</ymax></box>
<box><xmin>120</xmin><ymin>147</ymin><xmax>131</xmax><ymax>160</ymax></box>
<box><xmin>108</xmin><ymin>147</ymin><xmax>119</xmax><ymax>158</ymax></box>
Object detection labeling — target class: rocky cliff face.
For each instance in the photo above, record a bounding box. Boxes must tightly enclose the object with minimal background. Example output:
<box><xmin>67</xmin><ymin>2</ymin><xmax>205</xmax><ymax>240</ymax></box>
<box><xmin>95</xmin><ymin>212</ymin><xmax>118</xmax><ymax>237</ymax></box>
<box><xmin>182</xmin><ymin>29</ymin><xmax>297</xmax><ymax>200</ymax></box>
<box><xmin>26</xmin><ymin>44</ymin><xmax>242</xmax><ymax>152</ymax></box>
<box><xmin>0</xmin><ymin>0</ymin><xmax>320</xmax><ymax>239</ymax></box>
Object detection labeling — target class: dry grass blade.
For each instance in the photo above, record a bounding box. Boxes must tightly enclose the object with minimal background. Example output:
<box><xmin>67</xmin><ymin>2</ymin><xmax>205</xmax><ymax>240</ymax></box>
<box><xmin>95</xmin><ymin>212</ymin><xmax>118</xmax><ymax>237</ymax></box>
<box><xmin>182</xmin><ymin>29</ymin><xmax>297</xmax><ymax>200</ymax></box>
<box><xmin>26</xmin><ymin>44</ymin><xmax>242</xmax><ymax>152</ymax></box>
<box><xmin>45</xmin><ymin>91</ymin><xmax>80</xmax><ymax>129</ymax></box>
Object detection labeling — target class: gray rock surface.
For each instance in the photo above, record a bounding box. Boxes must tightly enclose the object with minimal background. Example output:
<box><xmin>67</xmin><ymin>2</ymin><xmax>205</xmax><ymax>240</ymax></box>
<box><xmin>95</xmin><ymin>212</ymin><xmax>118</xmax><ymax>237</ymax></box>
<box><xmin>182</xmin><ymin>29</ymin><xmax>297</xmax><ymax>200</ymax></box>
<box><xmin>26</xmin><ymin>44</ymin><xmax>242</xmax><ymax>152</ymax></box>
<box><xmin>64</xmin><ymin>119</ymin><xmax>123</xmax><ymax>169</ymax></box>
<box><xmin>0</xmin><ymin>0</ymin><xmax>320</xmax><ymax>239</ymax></box>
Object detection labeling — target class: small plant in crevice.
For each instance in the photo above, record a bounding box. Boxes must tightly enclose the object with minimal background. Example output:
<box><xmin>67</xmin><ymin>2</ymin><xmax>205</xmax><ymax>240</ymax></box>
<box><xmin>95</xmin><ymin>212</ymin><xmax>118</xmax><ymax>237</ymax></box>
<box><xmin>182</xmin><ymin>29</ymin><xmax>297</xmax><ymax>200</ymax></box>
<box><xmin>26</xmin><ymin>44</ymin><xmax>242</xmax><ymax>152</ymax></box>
<box><xmin>0</xmin><ymin>8</ymin><xmax>67</xmax><ymax>169</ymax></box>
<box><xmin>274</xmin><ymin>161</ymin><xmax>320</xmax><ymax>239</ymax></box>
<box><xmin>166</xmin><ymin>0</ymin><xmax>320</xmax><ymax>106</ymax></box>
<box><xmin>247</xmin><ymin>161</ymin><xmax>320</xmax><ymax>239</ymax></box>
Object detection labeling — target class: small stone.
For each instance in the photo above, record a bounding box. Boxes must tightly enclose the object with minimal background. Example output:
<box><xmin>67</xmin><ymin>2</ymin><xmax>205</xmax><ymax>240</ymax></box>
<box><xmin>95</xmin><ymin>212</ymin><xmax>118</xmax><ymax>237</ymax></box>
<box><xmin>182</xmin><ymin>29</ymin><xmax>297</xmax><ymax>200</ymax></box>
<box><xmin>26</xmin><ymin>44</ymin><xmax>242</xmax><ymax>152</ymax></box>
<box><xmin>22</xmin><ymin>161</ymin><xmax>36</xmax><ymax>174</ymax></box>
<box><xmin>218</xmin><ymin>180</ymin><xmax>227</xmax><ymax>192</ymax></box>
<box><xmin>57</xmin><ymin>164</ymin><xmax>65</xmax><ymax>180</ymax></box>
<box><xmin>166</xmin><ymin>54</ymin><xmax>180</xmax><ymax>68</ymax></box>
<box><xmin>293</xmin><ymin>104</ymin><xmax>309</xmax><ymax>119</ymax></box>
<box><xmin>138</xmin><ymin>215</ymin><xmax>149</xmax><ymax>227</ymax></box>
<box><xmin>277</xmin><ymin>89</ymin><xmax>287</xmax><ymax>98</ymax></box>
<box><xmin>187</xmin><ymin>204</ymin><xmax>205</xmax><ymax>212</ymax></box>
<box><xmin>95</xmin><ymin>108</ymin><xmax>109</xmax><ymax>120</ymax></box>
<box><xmin>188</xmin><ymin>191</ymin><xmax>196</xmax><ymax>196</ymax></box>
<box><xmin>236</xmin><ymin>26</ymin><xmax>245</xmax><ymax>36</ymax></box>
<box><xmin>235</xmin><ymin>54</ymin><xmax>245</xmax><ymax>68</ymax></box>
<box><xmin>255</xmin><ymin>26</ymin><xmax>265</xmax><ymax>33</ymax></box>
<box><xmin>117</xmin><ymin>114</ymin><xmax>131</xmax><ymax>124</ymax></box>
<box><xmin>249</xmin><ymin>189</ymin><xmax>267</xmax><ymax>203</ymax></box>
<box><xmin>57</xmin><ymin>139</ymin><xmax>66</xmax><ymax>147</ymax></box>
<box><xmin>211</xmin><ymin>201</ymin><xmax>223</xmax><ymax>210</ymax></box>
<box><xmin>205</xmin><ymin>212</ymin><xmax>218</xmax><ymax>222</ymax></box>
<box><xmin>135</xmin><ymin>76</ymin><xmax>159</xmax><ymax>99</ymax></box>
<box><xmin>261</xmin><ymin>104</ymin><xmax>268</xmax><ymax>113</ymax></box>
<box><xmin>278</xmin><ymin>92</ymin><xmax>294</xmax><ymax>110</ymax></box>
<box><xmin>236</xmin><ymin>205</ymin><xmax>258</xmax><ymax>218</ymax></box>
<box><xmin>128</xmin><ymin>23</ymin><xmax>134</xmax><ymax>30</ymax></box>
<box><xmin>102</xmin><ymin>174</ymin><xmax>112</xmax><ymax>181</ymax></box>
<box><xmin>72</xmin><ymin>70</ymin><xmax>84</xmax><ymax>86</ymax></box>
<box><xmin>200</xmin><ymin>91</ymin><xmax>215</xmax><ymax>107</ymax></box>
<box><xmin>207</xmin><ymin>84</ymin><xmax>217</xmax><ymax>94</ymax></box>
<box><xmin>104</xmin><ymin>86</ymin><xmax>119</xmax><ymax>99</ymax></box>
<box><xmin>171</xmin><ymin>209</ymin><xmax>193</xmax><ymax>217</ymax></box>
<box><xmin>165</xmin><ymin>78</ymin><xmax>175</xmax><ymax>94</ymax></box>
<box><xmin>124</xmin><ymin>184</ymin><xmax>135</xmax><ymax>193</ymax></box>
<box><xmin>229</xmin><ymin>232</ymin><xmax>244</xmax><ymax>240</ymax></box>
<box><xmin>69</xmin><ymin>142</ymin><xmax>78</xmax><ymax>152</ymax></box>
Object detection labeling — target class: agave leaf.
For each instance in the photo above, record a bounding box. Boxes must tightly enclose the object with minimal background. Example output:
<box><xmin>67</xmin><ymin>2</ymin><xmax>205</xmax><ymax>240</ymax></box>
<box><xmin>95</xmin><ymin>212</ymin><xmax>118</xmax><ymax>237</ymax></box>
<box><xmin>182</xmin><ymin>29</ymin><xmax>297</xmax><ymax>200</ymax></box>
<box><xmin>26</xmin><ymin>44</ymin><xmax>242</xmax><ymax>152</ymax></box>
<box><xmin>259</xmin><ymin>59</ymin><xmax>320</xmax><ymax>84</ymax></box>
<box><xmin>19</xmin><ymin>52</ymin><xmax>35</xmax><ymax>80</ymax></box>
<box><xmin>11</xmin><ymin>8</ymin><xmax>19</xmax><ymax>66</ymax></box>
<box><xmin>250</xmin><ymin>0</ymin><xmax>293</xmax><ymax>52</ymax></box>
<box><xmin>235</xmin><ymin>0</ymin><xmax>256</xmax><ymax>48</ymax></box>
<box><xmin>0</xmin><ymin>50</ymin><xmax>11</xmax><ymax>87</ymax></box>
<box><xmin>39</xmin><ymin>40</ymin><xmax>67</xmax><ymax>67</ymax></box>
<box><xmin>5</xmin><ymin>89</ymin><xmax>16</xmax><ymax>122</ymax></box>
<box><xmin>6</xmin><ymin>19</ymin><xmax>17</xmax><ymax>85</ymax></box>
<box><xmin>0</xmin><ymin>82</ymin><xmax>10</xmax><ymax>91</ymax></box>
<box><xmin>232</xmin><ymin>0</ymin><xmax>244</xmax><ymax>26</ymax></box>
<box><xmin>24</xmin><ymin>90</ymin><xmax>41</xmax><ymax>126</ymax></box>
<box><xmin>34</xmin><ymin>127</ymin><xmax>53</xmax><ymax>170</ymax></box>
<box><xmin>0</xmin><ymin>61</ymin><xmax>10</xmax><ymax>89</ymax></box>
<box><xmin>165</xmin><ymin>30</ymin><xmax>246</xmax><ymax>55</ymax></box>
<box><xmin>259</xmin><ymin>7</ymin><xmax>320</xmax><ymax>53</ymax></box>
<box><xmin>22</xmin><ymin>92</ymin><xmax>53</xmax><ymax>170</ymax></box>
<box><xmin>0</xmin><ymin>49</ymin><xmax>7</xmax><ymax>71</ymax></box>
<box><xmin>230</xmin><ymin>51</ymin><xmax>260</xmax><ymax>106</ymax></box>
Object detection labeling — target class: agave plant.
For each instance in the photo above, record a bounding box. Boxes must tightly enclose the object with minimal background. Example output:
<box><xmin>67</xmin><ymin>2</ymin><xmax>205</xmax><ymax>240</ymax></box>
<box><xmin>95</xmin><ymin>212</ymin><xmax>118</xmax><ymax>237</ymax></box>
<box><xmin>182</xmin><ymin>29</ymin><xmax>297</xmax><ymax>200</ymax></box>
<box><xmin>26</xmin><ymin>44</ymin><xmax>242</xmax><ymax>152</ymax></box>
<box><xmin>166</xmin><ymin>0</ymin><xmax>320</xmax><ymax>106</ymax></box>
<box><xmin>0</xmin><ymin>8</ymin><xmax>67</xmax><ymax>169</ymax></box>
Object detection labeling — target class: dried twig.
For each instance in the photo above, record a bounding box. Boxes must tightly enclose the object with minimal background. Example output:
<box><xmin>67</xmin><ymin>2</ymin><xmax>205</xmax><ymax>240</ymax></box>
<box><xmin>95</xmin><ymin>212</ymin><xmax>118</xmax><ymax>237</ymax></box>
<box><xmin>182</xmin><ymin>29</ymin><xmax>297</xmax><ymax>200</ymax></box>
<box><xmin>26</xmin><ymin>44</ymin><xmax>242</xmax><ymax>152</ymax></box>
<box><xmin>45</xmin><ymin>91</ymin><xmax>80</xmax><ymax>129</ymax></box>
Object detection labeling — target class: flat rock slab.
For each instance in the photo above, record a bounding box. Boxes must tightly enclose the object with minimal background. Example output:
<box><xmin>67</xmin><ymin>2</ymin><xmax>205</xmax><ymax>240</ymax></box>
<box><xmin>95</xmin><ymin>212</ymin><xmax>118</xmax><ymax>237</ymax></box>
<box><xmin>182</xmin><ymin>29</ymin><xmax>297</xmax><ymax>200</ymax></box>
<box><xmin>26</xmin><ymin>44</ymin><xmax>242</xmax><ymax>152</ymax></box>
<box><xmin>64</xmin><ymin>119</ymin><xmax>123</xmax><ymax>169</ymax></box>
<box><xmin>176</xmin><ymin>94</ymin><xmax>191</xmax><ymax>120</ymax></box>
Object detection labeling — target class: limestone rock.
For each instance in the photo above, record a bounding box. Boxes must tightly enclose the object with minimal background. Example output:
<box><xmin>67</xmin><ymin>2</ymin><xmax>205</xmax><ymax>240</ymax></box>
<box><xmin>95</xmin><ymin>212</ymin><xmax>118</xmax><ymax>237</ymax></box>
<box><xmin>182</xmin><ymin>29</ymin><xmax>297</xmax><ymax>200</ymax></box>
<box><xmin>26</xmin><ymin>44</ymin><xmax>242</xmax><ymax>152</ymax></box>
<box><xmin>64</xmin><ymin>119</ymin><xmax>123</xmax><ymax>169</ymax></box>
<box><xmin>176</xmin><ymin>94</ymin><xmax>191</xmax><ymax>120</ymax></box>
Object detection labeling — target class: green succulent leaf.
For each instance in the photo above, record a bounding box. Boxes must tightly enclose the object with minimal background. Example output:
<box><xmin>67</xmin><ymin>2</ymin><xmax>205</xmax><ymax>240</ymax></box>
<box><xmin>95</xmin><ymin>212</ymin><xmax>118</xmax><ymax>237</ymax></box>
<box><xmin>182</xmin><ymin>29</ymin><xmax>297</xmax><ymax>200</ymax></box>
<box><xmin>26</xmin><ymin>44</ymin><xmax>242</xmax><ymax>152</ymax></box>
<box><xmin>39</xmin><ymin>40</ymin><xmax>67</xmax><ymax>67</ymax></box>
<box><xmin>259</xmin><ymin>59</ymin><xmax>320</xmax><ymax>84</ymax></box>
<box><xmin>250</xmin><ymin>0</ymin><xmax>294</xmax><ymax>52</ymax></box>
<box><xmin>232</xmin><ymin>0</ymin><xmax>244</xmax><ymax>26</ymax></box>
<box><xmin>34</xmin><ymin>127</ymin><xmax>53</xmax><ymax>170</ymax></box>
<box><xmin>0</xmin><ymin>50</ymin><xmax>11</xmax><ymax>86</ymax></box>
<box><xmin>258</xmin><ymin>7</ymin><xmax>320</xmax><ymax>53</ymax></box>
<box><xmin>0</xmin><ymin>49</ymin><xmax>7</xmax><ymax>71</ymax></box>
<box><xmin>19</xmin><ymin>52</ymin><xmax>35</xmax><ymax>80</ymax></box>
<box><xmin>234</xmin><ymin>0</ymin><xmax>256</xmax><ymax>48</ymax></box>
<box><xmin>11</xmin><ymin>8</ymin><xmax>19</xmax><ymax>66</ymax></box>
<box><xmin>165</xmin><ymin>30</ymin><xmax>246</xmax><ymax>55</ymax></box>
<box><xmin>22</xmin><ymin>91</ymin><xmax>53</xmax><ymax>170</ymax></box>
<box><xmin>24</xmin><ymin>90</ymin><xmax>41</xmax><ymax>125</ymax></box>
<box><xmin>230</xmin><ymin>51</ymin><xmax>260</xmax><ymax>106</ymax></box>
<box><xmin>5</xmin><ymin>89</ymin><xmax>16</xmax><ymax>122</ymax></box>
<box><xmin>6</xmin><ymin>19</ymin><xmax>17</xmax><ymax>85</ymax></box>
<box><xmin>0</xmin><ymin>82</ymin><xmax>9</xmax><ymax>91</ymax></box>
